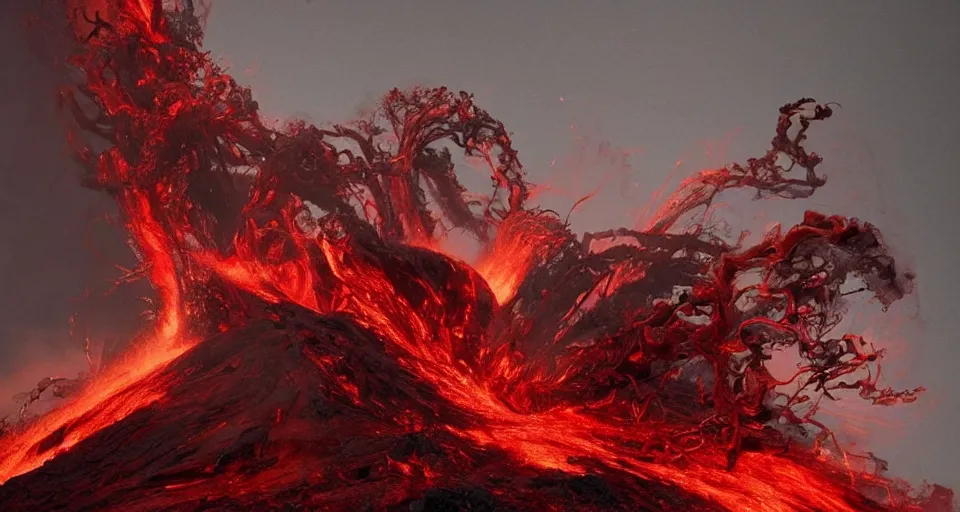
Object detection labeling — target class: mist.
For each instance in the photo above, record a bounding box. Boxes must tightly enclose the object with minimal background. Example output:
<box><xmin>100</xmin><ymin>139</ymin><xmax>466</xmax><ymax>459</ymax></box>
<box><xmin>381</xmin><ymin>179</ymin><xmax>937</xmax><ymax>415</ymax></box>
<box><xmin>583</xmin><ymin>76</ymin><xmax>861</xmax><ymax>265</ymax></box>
<box><xmin>0</xmin><ymin>2</ymin><xmax>135</xmax><ymax>419</ymax></box>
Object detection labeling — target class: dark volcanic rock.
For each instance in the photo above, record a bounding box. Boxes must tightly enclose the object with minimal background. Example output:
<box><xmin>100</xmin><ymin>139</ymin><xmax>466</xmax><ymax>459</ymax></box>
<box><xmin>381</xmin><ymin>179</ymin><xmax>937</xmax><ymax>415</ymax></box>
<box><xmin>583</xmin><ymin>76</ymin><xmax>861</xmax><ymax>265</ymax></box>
<box><xmin>0</xmin><ymin>315</ymin><xmax>719</xmax><ymax>512</ymax></box>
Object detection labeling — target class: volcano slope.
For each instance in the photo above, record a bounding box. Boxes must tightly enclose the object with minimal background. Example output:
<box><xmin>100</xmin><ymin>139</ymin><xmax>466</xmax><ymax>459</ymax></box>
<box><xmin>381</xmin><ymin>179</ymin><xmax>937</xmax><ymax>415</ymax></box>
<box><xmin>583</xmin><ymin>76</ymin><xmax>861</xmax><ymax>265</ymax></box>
<box><xmin>0</xmin><ymin>310</ymin><xmax>729</xmax><ymax>512</ymax></box>
<box><xmin>0</xmin><ymin>1</ymin><xmax>954</xmax><ymax>511</ymax></box>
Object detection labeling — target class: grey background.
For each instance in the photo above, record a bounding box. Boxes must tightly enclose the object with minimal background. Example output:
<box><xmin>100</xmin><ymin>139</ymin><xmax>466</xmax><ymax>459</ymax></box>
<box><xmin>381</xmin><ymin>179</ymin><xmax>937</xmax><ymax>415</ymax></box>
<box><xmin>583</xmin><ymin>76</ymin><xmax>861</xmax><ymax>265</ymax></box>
<box><xmin>2</xmin><ymin>0</ymin><xmax>957</xmax><ymax>492</ymax></box>
<box><xmin>0</xmin><ymin>4</ymin><xmax>112</xmax><ymax>418</ymax></box>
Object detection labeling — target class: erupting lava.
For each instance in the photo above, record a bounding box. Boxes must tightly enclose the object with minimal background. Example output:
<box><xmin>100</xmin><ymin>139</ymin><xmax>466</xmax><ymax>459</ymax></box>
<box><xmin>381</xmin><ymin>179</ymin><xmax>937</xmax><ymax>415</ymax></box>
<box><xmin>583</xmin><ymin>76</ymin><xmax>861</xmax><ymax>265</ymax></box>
<box><xmin>0</xmin><ymin>1</ymin><xmax>953</xmax><ymax>510</ymax></box>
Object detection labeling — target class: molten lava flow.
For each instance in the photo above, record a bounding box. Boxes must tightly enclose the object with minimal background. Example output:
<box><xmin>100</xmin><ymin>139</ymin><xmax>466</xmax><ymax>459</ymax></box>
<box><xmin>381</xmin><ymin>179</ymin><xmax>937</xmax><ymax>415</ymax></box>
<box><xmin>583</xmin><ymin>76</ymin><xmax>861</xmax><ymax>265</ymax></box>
<box><xmin>0</xmin><ymin>1</ymin><xmax>952</xmax><ymax>511</ymax></box>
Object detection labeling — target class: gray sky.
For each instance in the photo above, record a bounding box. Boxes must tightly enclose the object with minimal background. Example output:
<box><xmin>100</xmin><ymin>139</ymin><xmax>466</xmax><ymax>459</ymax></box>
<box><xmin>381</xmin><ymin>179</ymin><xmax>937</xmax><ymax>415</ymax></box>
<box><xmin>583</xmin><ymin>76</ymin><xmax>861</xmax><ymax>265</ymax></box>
<box><xmin>0</xmin><ymin>4</ymin><xmax>107</xmax><ymax>416</ymax></box>
<box><xmin>0</xmin><ymin>0</ymin><xmax>956</xmax><ymax>494</ymax></box>
<box><xmin>0</xmin><ymin>1</ymin><xmax>142</xmax><ymax>423</ymax></box>
<box><xmin>203</xmin><ymin>0</ymin><xmax>960</xmax><ymax>489</ymax></box>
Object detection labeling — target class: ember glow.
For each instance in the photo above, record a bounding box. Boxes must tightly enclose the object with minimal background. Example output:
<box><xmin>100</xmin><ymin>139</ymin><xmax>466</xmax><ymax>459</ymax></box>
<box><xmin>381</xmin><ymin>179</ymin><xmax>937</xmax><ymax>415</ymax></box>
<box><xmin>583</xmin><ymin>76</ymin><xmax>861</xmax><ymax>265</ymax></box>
<box><xmin>0</xmin><ymin>1</ymin><xmax>954</xmax><ymax>511</ymax></box>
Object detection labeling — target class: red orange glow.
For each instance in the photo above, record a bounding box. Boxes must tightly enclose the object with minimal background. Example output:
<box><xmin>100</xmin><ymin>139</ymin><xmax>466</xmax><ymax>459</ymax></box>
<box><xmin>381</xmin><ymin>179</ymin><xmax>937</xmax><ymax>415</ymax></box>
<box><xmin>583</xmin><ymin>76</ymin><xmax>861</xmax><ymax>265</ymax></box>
<box><xmin>0</xmin><ymin>1</ymin><xmax>947</xmax><ymax>511</ymax></box>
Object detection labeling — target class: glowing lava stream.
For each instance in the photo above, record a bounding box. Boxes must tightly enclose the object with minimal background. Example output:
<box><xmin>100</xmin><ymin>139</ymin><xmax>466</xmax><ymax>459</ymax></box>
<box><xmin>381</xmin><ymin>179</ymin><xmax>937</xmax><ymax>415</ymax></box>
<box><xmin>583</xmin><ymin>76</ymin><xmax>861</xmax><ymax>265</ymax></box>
<box><xmin>0</xmin><ymin>206</ymin><xmax>877</xmax><ymax>511</ymax></box>
<box><xmin>194</xmin><ymin>237</ymin><xmax>866</xmax><ymax>512</ymax></box>
<box><xmin>0</xmin><ymin>344</ymin><xmax>185</xmax><ymax>483</ymax></box>
<box><xmin>0</xmin><ymin>2</ymin><xmax>936</xmax><ymax>510</ymax></box>
<box><xmin>0</xmin><ymin>191</ymin><xmax>191</xmax><ymax>483</ymax></box>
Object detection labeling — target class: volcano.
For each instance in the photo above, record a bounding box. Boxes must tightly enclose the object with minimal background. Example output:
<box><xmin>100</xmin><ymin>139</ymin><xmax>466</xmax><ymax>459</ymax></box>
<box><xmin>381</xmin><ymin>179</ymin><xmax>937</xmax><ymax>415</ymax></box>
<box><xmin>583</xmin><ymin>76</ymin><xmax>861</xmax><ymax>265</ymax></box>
<box><xmin>0</xmin><ymin>313</ymin><xmax>731</xmax><ymax>512</ymax></box>
<box><xmin>0</xmin><ymin>1</ymin><xmax>954</xmax><ymax>511</ymax></box>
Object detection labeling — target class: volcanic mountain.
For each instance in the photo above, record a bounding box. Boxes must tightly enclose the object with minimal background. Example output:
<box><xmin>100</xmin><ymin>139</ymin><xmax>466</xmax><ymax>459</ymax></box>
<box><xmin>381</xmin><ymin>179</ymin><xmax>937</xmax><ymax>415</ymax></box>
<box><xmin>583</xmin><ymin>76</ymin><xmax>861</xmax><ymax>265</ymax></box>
<box><xmin>0</xmin><ymin>1</ymin><xmax>953</xmax><ymax>511</ymax></box>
